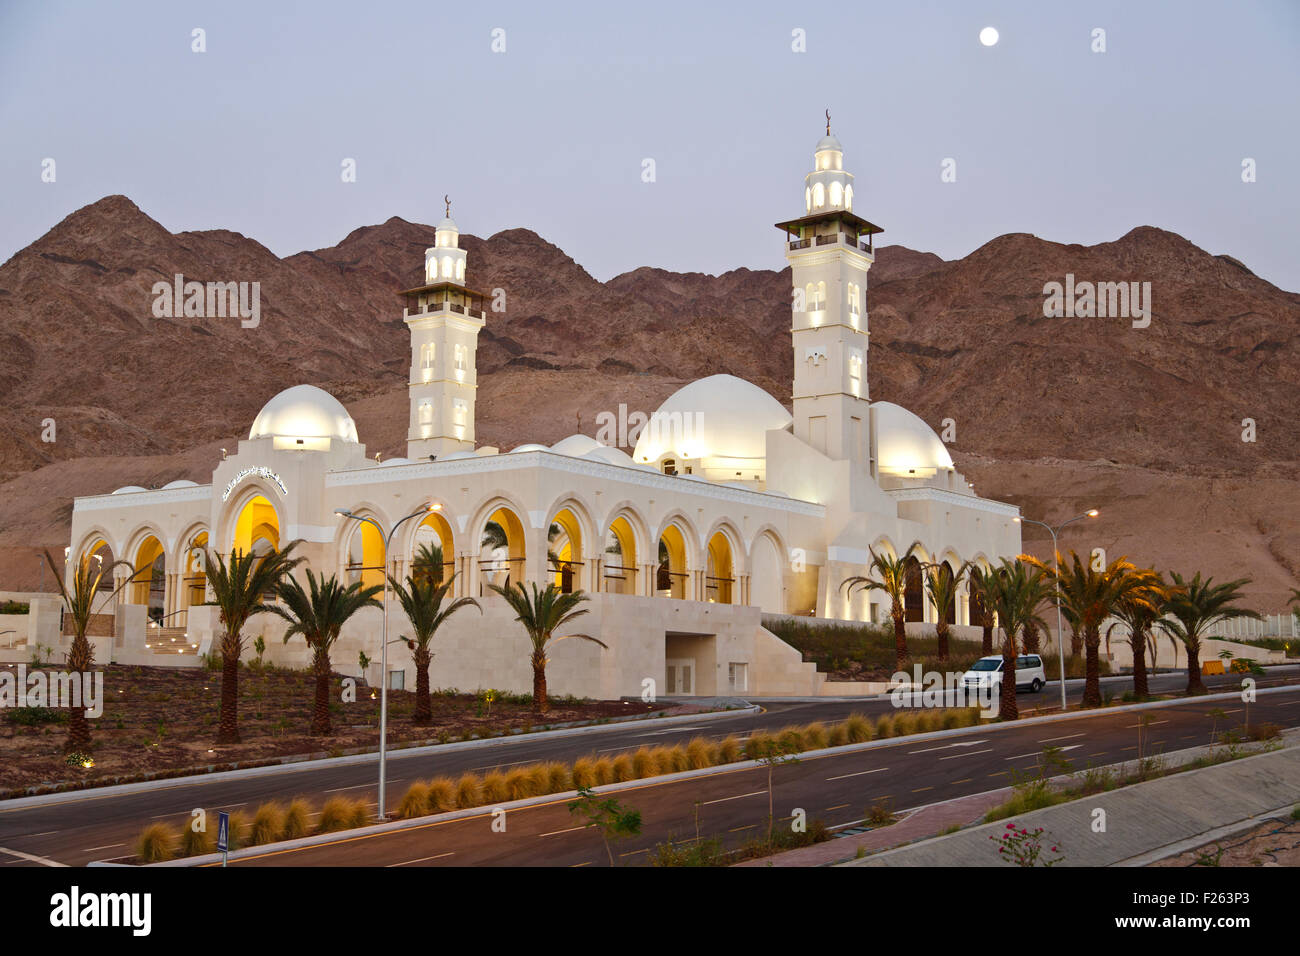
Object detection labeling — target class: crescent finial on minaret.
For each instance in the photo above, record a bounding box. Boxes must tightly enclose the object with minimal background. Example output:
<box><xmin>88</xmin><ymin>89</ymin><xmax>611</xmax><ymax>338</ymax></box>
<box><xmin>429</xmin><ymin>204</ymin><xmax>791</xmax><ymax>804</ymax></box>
<box><xmin>444</xmin><ymin>194</ymin><xmax>451</xmax><ymax>217</ymax></box>
<box><xmin>825</xmin><ymin>108</ymin><xmax>831</xmax><ymax>135</ymax></box>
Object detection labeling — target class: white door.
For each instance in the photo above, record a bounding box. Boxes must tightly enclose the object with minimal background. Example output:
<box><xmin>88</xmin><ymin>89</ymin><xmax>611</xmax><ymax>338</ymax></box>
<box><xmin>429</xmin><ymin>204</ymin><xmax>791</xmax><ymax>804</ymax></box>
<box><xmin>665</xmin><ymin>658</ymin><xmax>694</xmax><ymax>696</ymax></box>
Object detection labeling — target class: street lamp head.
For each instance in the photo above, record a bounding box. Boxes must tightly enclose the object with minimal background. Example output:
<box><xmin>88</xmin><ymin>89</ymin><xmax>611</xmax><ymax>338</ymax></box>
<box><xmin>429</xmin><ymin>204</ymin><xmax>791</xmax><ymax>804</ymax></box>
<box><xmin>1087</xmin><ymin>509</ymin><xmax>1099</xmax><ymax>517</ymax></box>
<box><xmin>1012</xmin><ymin>516</ymin><xmax>1022</xmax><ymax>523</ymax></box>
<box><xmin>427</xmin><ymin>501</ymin><xmax>441</xmax><ymax>512</ymax></box>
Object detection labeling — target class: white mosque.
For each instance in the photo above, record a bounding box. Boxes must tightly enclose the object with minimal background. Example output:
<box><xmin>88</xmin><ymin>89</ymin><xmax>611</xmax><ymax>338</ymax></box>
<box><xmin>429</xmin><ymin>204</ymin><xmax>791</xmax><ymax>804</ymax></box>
<box><xmin>66</xmin><ymin>126</ymin><xmax>1021</xmax><ymax>698</ymax></box>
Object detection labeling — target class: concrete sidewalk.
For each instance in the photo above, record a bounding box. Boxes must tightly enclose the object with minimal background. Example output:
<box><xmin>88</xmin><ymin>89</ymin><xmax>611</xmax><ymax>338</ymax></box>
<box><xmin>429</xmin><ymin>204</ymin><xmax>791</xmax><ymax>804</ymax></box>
<box><xmin>840</xmin><ymin>746</ymin><xmax>1300</xmax><ymax>867</ymax></box>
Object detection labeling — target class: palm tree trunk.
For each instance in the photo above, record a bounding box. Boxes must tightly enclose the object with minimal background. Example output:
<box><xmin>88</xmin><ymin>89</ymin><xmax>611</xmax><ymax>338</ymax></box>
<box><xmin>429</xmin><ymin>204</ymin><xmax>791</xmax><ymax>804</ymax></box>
<box><xmin>936</xmin><ymin>622</ymin><xmax>949</xmax><ymax>662</ymax></box>
<box><xmin>311</xmin><ymin>646</ymin><xmax>332</xmax><ymax>736</ymax></box>
<box><xmin>893</xmin><ymin>607</ymin><xmax>908</xmax><ymax>671</ymax></box>
<box><xmin>532</xmin><ymin>653</ymin><xmax>549</xmax><ymax>715</ymax></box>
<box><xmin>1022</xmin><ymin>620</ymin><xmax>1040</xmax><ymax>654</ymax></box>
<box><xmin>1082</xmin><ymin>624</ymin><xmax>1102</xmax><ymax>708</ymax></box>
<box><xmin>414</xmin><ymin>646</ymin><xmax>432</xmax><ymax>724</ymax></box>
<box><xmin>999</xmin><ymin>635</ymin><xmax>1018</xmax><ymax>721</ymax></box>
<box><xmin>64</xmin><ymin>632</ymin><xmax>93</xmax><ymax>753</ymax></box>
<box><xmin>981</xmin><ymin>622</ymin><xmax>993</xmax><ymax>656</ymax></box>
<box><xmin>216</xmin><ymin>634</ymin><xmax>241</xmax><ymax>744</ymax></box>
<box><xmin>1132</xmin><ymin>630</ymin><xmax>1149</xmax><ymax>699</ymax></box>
<box><xmin>1186</xmin><ymin>643</ymin><xmax>1207</xmax><ymax>695</ymax></box>
<box><xmin>1070</xmin><ymin>628</ymin><xmax>1082</xmax><ymax>658</ymax></box>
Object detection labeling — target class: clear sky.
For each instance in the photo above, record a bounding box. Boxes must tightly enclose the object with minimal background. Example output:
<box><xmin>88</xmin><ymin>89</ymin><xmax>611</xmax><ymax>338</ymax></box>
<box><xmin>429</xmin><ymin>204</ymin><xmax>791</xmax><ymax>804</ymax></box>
<box><xmin>2</xmin><ymin>0</ymin><xmax>1297</xmax><ymax>289</ymax></box>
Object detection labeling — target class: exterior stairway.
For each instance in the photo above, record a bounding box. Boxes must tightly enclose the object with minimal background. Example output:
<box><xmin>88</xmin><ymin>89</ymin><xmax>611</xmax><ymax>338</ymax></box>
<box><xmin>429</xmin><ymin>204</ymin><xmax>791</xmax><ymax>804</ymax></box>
<box><xmin>146</xmin><ymin>625</ymin><xmax>199</xmax><ymax>661</ymax></box>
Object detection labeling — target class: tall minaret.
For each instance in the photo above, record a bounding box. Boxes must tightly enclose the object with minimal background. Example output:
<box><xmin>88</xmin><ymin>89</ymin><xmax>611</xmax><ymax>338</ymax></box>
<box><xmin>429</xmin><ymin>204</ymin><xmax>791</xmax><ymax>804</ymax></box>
<box><xmin>775</xmin><ymin>115</ymin><xmax>883</xmax><ymax>468</ymax></box>
<box><xmin>402</xmin><ymin>197</ymin><xmax>487</xmax><ymax>460</ymax></box>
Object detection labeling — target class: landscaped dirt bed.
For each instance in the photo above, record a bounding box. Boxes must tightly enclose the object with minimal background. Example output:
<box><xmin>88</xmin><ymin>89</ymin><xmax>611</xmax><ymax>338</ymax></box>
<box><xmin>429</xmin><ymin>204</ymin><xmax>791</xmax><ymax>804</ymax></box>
<box><xmin>0</xmin><ymin>663</ymin><xmax>677</xmax><ymax>795</ymax></box>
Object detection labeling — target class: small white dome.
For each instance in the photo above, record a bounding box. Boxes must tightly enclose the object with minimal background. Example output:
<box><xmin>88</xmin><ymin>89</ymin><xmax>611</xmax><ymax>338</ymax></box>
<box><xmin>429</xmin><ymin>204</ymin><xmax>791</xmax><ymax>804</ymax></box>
<box><xmin>550</xmin><ymin>434</ymin><xmax>603</xmax><ymax>457</ymax></box>
<box><xmin>815</xmin><ymin>134</ymin><xmax>843</xmax><ymax>153</ymax></box>
<box><xmin>111</xmin><ymin>485</ymin><xmax>147</xmax><ymax>495</ymax></box>
<box><xmin>582</xmin><ymin>445</ymin><xmax>635</xmax><ymax>467</ymax></box>
<box><xmin>249</xmin><ymin>385</ymin><xmax>359</xmax><ymax>443</ymax></box>
<box><xmin>633</xmin><ymin>374</ymin><xmax>791</xmax><ymax>464</ymax></box>
<box><xmin>161</xmin><ymin>479</ymin><xmax>198</xmax><ymax>489</ymax></box>
<box><xmin>873</xmin><ymin>402</ymin><xmax>954</xmax><ymax>476</ymax></box>
<box><xmin>509</xmin><ymin>443</ymin><xmax>549</xmax><ymax>454</ymax></box>
<box><xmin>437</xmin><ymin>217</ymin><xmax>458</xmax><ymax>233</ymax></box>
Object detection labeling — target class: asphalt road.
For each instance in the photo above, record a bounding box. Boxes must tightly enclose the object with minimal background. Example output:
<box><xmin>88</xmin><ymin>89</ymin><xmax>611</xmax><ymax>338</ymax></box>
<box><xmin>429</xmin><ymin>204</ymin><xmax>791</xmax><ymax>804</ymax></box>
<box><xmin>0</xmin><ymin>666</ymin><xmax>1295</xmax><ymax>866</ymax></box>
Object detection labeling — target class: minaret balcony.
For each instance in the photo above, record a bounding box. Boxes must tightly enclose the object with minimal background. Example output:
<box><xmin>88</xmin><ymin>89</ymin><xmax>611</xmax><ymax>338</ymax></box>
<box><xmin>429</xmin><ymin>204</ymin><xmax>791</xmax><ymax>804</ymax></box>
<box><xmin>787</xmin><ymin>232</ymin><xmax>874</xmax><ymax>255</ymax></box>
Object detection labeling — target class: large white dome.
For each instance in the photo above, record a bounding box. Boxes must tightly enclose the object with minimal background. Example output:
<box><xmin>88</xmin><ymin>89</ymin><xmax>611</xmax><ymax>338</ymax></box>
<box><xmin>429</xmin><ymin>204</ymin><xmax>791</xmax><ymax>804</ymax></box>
<box><xmin>633</xmin><ymin>374</ymin><xmax>792</xmax><ymax>464</ymax></box>
<box><xmin>872</xmin><ymin>402</ymin><xmax>953</xmax><ymax>476</ymax></box>
<box><xmin>249</xmin><ymin>385</ymin><xmax>359</xmax><ymax>443</ymax></box>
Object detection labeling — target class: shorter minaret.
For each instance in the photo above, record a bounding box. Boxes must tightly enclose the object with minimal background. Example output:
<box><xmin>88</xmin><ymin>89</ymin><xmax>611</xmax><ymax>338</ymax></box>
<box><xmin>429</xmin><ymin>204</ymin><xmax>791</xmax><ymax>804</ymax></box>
<box><xmin>402</xmin><ymin>197</ymin><xmax>487</xmax><ymax>459</ymax></box>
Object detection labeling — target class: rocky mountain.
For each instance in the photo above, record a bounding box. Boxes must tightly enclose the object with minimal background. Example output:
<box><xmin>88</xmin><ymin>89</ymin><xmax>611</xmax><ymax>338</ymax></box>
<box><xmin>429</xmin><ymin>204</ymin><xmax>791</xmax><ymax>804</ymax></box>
<box><xmin>1</xmin><ymin>197</ymin><xmax>1297</xmax><ymax>608</ymax></box>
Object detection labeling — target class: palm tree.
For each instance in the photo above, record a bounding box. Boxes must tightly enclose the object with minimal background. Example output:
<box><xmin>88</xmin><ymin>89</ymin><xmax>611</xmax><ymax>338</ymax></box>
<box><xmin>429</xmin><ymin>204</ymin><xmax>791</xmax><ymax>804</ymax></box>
<box><xmin>1157</xmin><ymin>573</ymin><xmax>1260</xmax><ymax>695</ymax></box>
<box><xmin>1021</xmin><ymin>619</ymin><xmax>1041</xmax><ymax>654</ymax></box>
<box><xmin>389</xmin><ymin>572</ymin><xmax>481</xmax><ymax>723</ymax></box>
<box><xmin>411</xmin><ymin>541</ymin><xmax>445</xmax><ymax>586</ymax></box>
<box><xmin>1029</xmin><ymin>552</ymin><xmax>1162</xmax><ymax>708</ymax></box>
<box><xmin>842</xmin><ymin>541</ymin><xmax>923</xmax><ymax>672</ymax></box>
<box><xmin>42</xmin><ymin>550</ymin><xmax>144</xmax><ymax>753</ymax></box>
<box><xmin>1105</xmin><ymin>574</ymin><xmax>1173</xmax><ymax>700</ymax></box>
<box><xmin>984</xmin><ymin>559</ymin><xmax>1051</xmax><ymax>721</ymax></box>
<box><xmin>967</xmin><ymin>564</ymin><xmax>997</xmax><ymax>656</ymax></box>
<box><xmin>922</xmin><ymin>561</ymin><xmax>967</xmax><ymax>662</ymax></box>
<box><xmin>203</xmin><ymin>541</ymin><xmax>303</xmax><ymax>744</ymax></box>
<box><xmin>271</xmin><ymin>570</ymin><xmax>383</xmax><ymax>735</ymax></box>
<box><xmin>487</xmin><ymin>581</ymin><xmax>606</xmax><ymax>714</ymax></box>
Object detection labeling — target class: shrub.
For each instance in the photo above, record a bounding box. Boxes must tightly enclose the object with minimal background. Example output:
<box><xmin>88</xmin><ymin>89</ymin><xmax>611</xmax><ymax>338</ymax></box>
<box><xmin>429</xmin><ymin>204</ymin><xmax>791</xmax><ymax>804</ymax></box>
<box><xmin>828</xmin><ymin>723</ymin><xmax>849</xmax><ymax>747</ymax></box>
<box><xmin>660</xmin><ymin>744</ymin><xmax>689</xmax><ymax>773</ymax></box>
<box><xmin>180</xmin><ymin>822</ymin><xmax>214</xmax><ymax>857</ymax></box>
<box><xmin>317</xmin><ymin>798</ymin><xmax>354</xmax><ymax>833</ymax></box>
<box><xmin>540</xmin><ymin>761</ymin><xmax>569</xmax><ymax>793</ymax></box>
<box><xmin>611</xmin><ymin>753</ymin><xmax>635</xmax><ymax>782</ymax></box>
<box><xmin>892</xmin><ymin>712</ymin><xmax>918</xmax><ymax>737</ymax></box>
<box><xmin>777</xmin><ymin>726</ymin><xmax>806</xmax><ymax>752</ymax></box>
<box><xmin>426</xmin><ymin>777</ymin><xmax>457</xmax><ymax>811</ymax></box>
<box><xmin>716</xmin><ymin>736</ymin><xmax>742</xmax><ymax>763</ymax></box>
<box><xmin>1245</xmin><ymin>722</ymin><xmax>1282</xmax><ymax>741</ymax></box>
<box><xmin>571</xmin><ymin>757</ymin><xmax>598</xmax><ymax>790</ymax></box>
<box><xmin>743</xmin><ymin>732</ymin><xmax>776</xmax><ymax>761</ymax></box>
<box><xmin>592</xmin><ymin>756</ymin><xmax>615</xmax><ymax>785</ymax></box>
<box><xmin>685</xmin><ymin>737</ymin><xmax>715</xmax><ymax>769</ymax></box>
<box><xmin>346</xmin><ymin>799</ymin><xmax>370</xmax><ymax>829</ymax></box>
<box><xmin>941</xmin><ymin>709</ymin><xmax>964</xmax><ymax>730</ymax></box>
<box><xmin>844</xmin><ymin>713</ymin><xmax>873</xmax><ymax>743</ymax></box>
<box><xmin>398</xmin><ymin>782</ymin><xmax>431</xmax><ymax>819</ymax></box>
<box><xmin>249</xmin><ymin>802</ymin><xmax>286</xmax><ymax>846</ymax></box>
<box><xmin>526</xmin><ymin>763</ymin><xmax>552</xmax><ymax>794</ymax></box>
<box><xmin>136</xmin><ymin>823</ymin><xmax>177</xmax><ymax>863</ymax></box>
<box><xmin>874</xmin><ymin>713</ymin><xmax>895</xmax><ymax>738</ymax></box>
<box><xmin>481</xmin><ymin>771</ymin><xmax>510</xmax><ymax>803</ymax></box>
<box><xmin>226</xmin><ymin>811</ymin><xmax>250</xmax><ymax>850</ymax></box>
<box><xmin>282</xmin><ymin>799</ymin><xmax>311</xmax><ymax>839</ymax></box>
<box><xmin>916</xmin><ymin>711</ymin><xmax>943</xmax><ymax>733</ymax></box>
<box><xmin>505</xmin><ymin>768</ymin><xmax>534</xmax><ymax>800</ymax></box>
<box><xmin>803</xmin><ymin>722</ymin><xmax>829</xmax><ymax>750</ymax></box>
<box><xmin>455</xmin><ymin>773</ymin><xmax>482</xmax><ymax>808</ymax></box>
<box><xmin>631</xmin><ymin>746</ymin><xmax>660</xmax><ymax>778</ymax></box>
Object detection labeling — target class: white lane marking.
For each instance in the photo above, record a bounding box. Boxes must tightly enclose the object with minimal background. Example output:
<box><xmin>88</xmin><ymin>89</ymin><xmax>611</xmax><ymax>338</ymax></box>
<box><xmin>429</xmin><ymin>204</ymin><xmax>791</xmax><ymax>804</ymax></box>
<box><xmin>908</xmin><ymin>740</ymin><xmax>988</xmax><ymax>754</ymax></box>
<box><xmin>1005</xmin><ymin>745</ymin><xmax>1081</xmax><ymax>760</ymax></box>
<box><xmin>826</xmin><ymin>767</ymin><xmax>889</xmax><ymax>781</ymax></box>
<box><xmin>539</xmin><ymin>825</ymin><xmax>588</xmax><ymax>837</ymax></box>
<box><xmin>214</xmin><ymin>802</ymin><xmax>247</xmax><ymax>809</ymax></box>
<box><xmin>322</xmin><ymin>780</ymin><xmax>401</xmax><ymax>793</ymax></box>
<box><xmin>702</xmin><ymin>789</ymin><xmax>766</xmax><ymax>806</ymax></box>
<box><xmin>83</xmin><ymin>843</ymin><xmax>125</xmax><ymax>853</ymax></box>
<box><xmin>940</xmin><ymin>748</ymin><xmax>994</xmax><ymax>760</ymax></box>
<box><xmin>1037</xmin><ymin>732</ymin><xmax>1086</xmax><ymax>743</ymax></box>
<box><xmin>387</xmin><ymin>852</ymin><xmax>454</xmax><ymax>867</ymax></box>
<box><xmin>0</xmin><ymin>845</ymin><xmax>68</xmax><ymax>867</ymax></box>
<box><xmin>632</xmin><ymin>726</ymin><xmax>702</xmax><ymax>737</ymax></box>
<box><xmin>1126</xmin><ymin>720</ymin><xmax>1169</xmax><ymax>727</ymax></box>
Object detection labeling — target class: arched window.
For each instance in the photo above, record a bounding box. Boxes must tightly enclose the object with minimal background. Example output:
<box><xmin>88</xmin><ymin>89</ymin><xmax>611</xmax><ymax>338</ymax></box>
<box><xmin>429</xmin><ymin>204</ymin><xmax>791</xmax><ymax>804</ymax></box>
<box><xmin>456</xmin><ymin>259</ymin><xmax>465</xmax><ymax>280</ymax></box>
<box><xmin>441</xmin><ymin>256</ymin><xmax>453</xmax><ymax>278</ymax></box>
<box><xmin>844</xmin><ymin>184</ymin><xmax>854</xmax><ymax>211</ymax></box>
<box><xmin>804</xmin><ymin>187</ymin><xmax>811</xmax><ymax>212</ymax></box>
<box><xmin>815</xmin><ymin>281</ymin><xmax>827</xmax><ymax>310</ymax></box>
<box><xmin>812</xmin><ymin>183</ymin><xmax>825</xmax><ymax>208</ymax></box>
<box><xmin>454</xmin><ymin>344</ymin><xmax>467</xmax><ymax>374</ymax></box>
<box><xmin>418</xmin><ymin>400</ymin><xmax>433</xmax><ymax>425</ymax></box>
<box><xmin>420</xmin><ymin>343</ymin><xmax>435</xmax><ymax>381</ymax></box>
<box><xmin>829</xmin><ymin>181</ymin><xmax>843</xmax><ymax>207</ymax></box>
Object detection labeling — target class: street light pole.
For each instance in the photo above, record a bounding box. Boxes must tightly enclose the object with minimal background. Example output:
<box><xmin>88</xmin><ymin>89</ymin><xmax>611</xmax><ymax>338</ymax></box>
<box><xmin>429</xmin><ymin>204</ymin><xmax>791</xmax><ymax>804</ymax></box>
<box><xmin>336</xmin><ymin>501</ymin><xmax>436</xmax><ymax>820</ymax></box>
<box><xmin>1013</xmin><ymin>509</ymin><xmax>1098</xmax><ymax>711</ymax></box>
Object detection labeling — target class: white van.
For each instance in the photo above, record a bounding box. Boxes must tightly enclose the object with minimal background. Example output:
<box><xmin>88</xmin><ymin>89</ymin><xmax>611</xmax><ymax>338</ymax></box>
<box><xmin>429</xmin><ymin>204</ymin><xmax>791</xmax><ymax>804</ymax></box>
<box><xmin>960</xmin><ymin>654</ymin><xmax>1047</xmax><ymax>694</ymax></box>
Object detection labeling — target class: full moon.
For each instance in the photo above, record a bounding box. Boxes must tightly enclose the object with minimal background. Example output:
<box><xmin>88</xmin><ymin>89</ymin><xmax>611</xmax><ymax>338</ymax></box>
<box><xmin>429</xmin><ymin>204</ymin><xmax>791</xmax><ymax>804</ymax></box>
<box><xmin>979</xmin><ymin>26</ymin><xmax>999</xmax><ymax>46</ymax></box>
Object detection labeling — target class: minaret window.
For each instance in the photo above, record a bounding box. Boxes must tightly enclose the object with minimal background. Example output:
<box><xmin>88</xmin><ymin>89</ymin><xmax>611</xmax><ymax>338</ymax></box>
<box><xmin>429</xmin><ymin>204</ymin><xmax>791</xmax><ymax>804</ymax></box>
<box><xmin>812</xmin><ymin>183</ymin><xmax>825</xmax><ymax>208</ymax></box>
<box><xmin>420</xmin><ymin>343</ymin><xmax>435</xmax><ymax>381</ymax></box>
<box><xmin>830</xmin><ymin>181</ymin><xmax>843</xmax><ymax>207</ymax></box>
<box><xmin>454</xmin><ymin>344</ymin><xmax>467</xmax><ymax>381</ymax></box>
<box><xmin>441</xmin><ymin>256</ymin><xmax>453</xmax><ymax>279</ymax></box>
<box><xmin>456</xmin><ymin>259</ymin><xmax>465</xmax><ymax>281</ymax></box>
<box><xmin>418</xmin><ymin>400</ymin><xmax>433</xmax><ymax>425</ymax></box>
<box><xmin>845</xmin><ymin>184</ymin><xmax>854</xmax><ymax>211</ymax></box>
<box><xmin>848</xmin><ymin>284</ymin><xmax>861</xmax><ymax>328</ymax></box>
<box><xmin>805</xmin><ymin>187</ymin><xmax>811</xmax><ymax>213</ymax></box>
<box><xmin>849</xmin><ymin>350</ymin><xmax>863</xmax><ymax>397</ymax></box>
